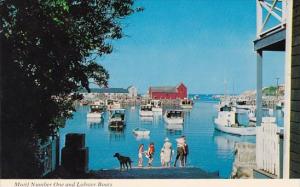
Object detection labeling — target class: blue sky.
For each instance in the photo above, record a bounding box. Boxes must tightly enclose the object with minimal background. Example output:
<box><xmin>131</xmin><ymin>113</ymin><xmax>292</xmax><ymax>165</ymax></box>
<box><xmin>96</xmin><ymin>0</ymin><xmax>285</xmax><ymax>94</ymax></box>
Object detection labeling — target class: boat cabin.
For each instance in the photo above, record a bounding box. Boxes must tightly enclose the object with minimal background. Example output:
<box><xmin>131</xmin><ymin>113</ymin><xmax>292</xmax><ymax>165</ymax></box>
<box><xmin>150</xmin><ymin>100</ymin><xmax>162</xmax><ymax>107</ymax></box>
<box><xmin>110</xmin><ymin>109</ymin><xmax>125</xmax><ymax>120</ymax></box>
<box><xmin>166</xmin><ymin>110</ymin><xmax>184</xmax><ymax>118</ymax></box>
<box><xmin>181</xmin><ymin>99</ymin><xmax>193</xmax><ymax>105</ymax></box>
<box><xmin>90</xmin><ymin>105</ymin><xmax>105</xmax><ymax>113</ymax></box>
<box><xmin>141</xmin><ymin>105</ymin><xmax>152</xmax><ymax>111</ymax></box>
<box><xmin>220</xmin><ymin>105</ymin><xmax>232</xmax><ymax>112</ymax></box>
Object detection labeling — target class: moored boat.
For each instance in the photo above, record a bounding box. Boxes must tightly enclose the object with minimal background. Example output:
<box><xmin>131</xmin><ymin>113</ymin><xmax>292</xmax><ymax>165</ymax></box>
<box><xmin>180</xmin><ymin>98</ymin><xmax>193</xmax><ymax>109</ymax></box>
<box><xmin>164</xmin><ymin>110</ymin><xmax>184</xmax><ymax>124</ymax></box>
<box><xmin>214</xmin><ymin>105</ymin><xmax>256</xmax><ymax>136</ymax></box>
<box><xmin>106</xmin><ymin>99</ymin><xmax>121</xmax><ymax>110</ymax></box>
<box><xmin>87</xmin><ymin>101</ymin><xmax>105</xmax><ymax>119</ymax></box>
<box><xmin>150</xmin><ymin>100</ymin><xmax>163</xmax><ymax>114</ymax></box>
<box><xmin>139</xmin><ymin>104</ymin><xmax>154</xmax><ymax>117</ymax></box>
<box><xmin>132</xmin><ymin>128</ymin><xmax>150</xmax><ymax>136</ymax></box>
<box><xmin>109</xmin><ymin>109</ymin><xmax>126</xmax><ymax>129</ymax></box>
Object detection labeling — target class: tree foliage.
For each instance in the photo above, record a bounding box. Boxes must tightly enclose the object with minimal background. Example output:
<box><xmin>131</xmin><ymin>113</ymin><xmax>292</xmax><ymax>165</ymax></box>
<box><xmin>1</xmin><ymin>0</ymin><xmax>139</xmax><ymax>178</ymax></box>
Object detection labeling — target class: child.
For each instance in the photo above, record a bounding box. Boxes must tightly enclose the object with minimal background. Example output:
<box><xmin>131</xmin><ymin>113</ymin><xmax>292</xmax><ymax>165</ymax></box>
<box><xmin>146</xmin><ymin>142</ymin><xmax>155</xmax><ymax>167</ymax></box>
<box><xmin>160</xmin><ymin>148</ymin><xmax>165</xmax><ymax>167</ymax></box>
<box><xmin>138</xmin><ymin>144</ymin><xmax>144</xmax><ymax>167</ymax></box>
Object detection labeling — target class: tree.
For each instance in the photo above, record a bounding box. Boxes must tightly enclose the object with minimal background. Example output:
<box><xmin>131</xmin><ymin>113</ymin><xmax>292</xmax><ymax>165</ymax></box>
<box><xmin>1</xmin><ymin>0</ymin><xmax>140</xmax><ymax>178</ymax></box>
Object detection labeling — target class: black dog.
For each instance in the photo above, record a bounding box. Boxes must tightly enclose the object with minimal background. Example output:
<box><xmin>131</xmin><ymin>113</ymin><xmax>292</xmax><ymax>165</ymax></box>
<box><xmin>113</xmin><ymin>153</ymin><xmax>133</xmax><ymax>171</ymax></box>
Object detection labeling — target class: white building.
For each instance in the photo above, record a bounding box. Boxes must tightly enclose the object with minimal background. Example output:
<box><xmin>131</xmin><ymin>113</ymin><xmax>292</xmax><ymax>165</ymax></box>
<box><xmin>127</xmin><ymin>86</ymin><xmax>138</xmax><ymax>98</ymax></box>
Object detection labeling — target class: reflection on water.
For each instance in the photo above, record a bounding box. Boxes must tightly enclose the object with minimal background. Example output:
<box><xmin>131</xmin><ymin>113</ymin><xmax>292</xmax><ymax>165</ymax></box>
<box><xmin>213</xmin><ymin>130</ymin><xmax>255</xmax><ymax>152</ymax></box>
<box><xmin>134</xmin><ymin>134</ymin><xmax>150</xmax><ymax>140</ymax></box>
<box><xmin>87</xmin><ymin>118</ymin><xmax>103</xmax><ymax>127</ymax></box>
<box><xmin>108</xmin><ymin>129</ymin><xmax>125</xmax><ymax>142</ymax></box>
<box><xmin>59</xmin><ymin>97</ymin><xmax>284</xmax><ymax>178</ymax></box>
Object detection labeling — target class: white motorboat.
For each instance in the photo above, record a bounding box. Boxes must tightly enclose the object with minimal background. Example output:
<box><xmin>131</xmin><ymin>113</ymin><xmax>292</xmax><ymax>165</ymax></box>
<box><xmin>106</xmin><ymin>99</ymin><xmax>121</xmax><ymax>110</ymax></box>
<box><xmin>214</xmin><ymin>105</ymin><xmax>256</xmax><ymax>136</ymax></box>
<box><xmin>150</xmin><ymin>100</ymin><xmax>163</xmax><ymax>114</ymax></box>
<box><xmin>132</xmin><ymin>128</ymin><xmax>150</xmax><ymax>136</ymax></box>
<box><xmin>87</xmin><ymin>101</ymin><xmax>105</xmax><ymax>119</ymax></box>
<box><xmin>139</xmin><ymin>104</ymin><xmax>154</xmax><ymax>117</ymax></box>
<box><xmin>248</xmin><ymin>107</ymin><xmax>256</xmax><ymax>122</ymax></box>
<box><xmin>180</xmin><ymin>98</ymin><xmax>193</xmax><ymax>109</ymax></box>
<box><xmin>108</xmin><ymin>109</ymin><xmax>126</xmax><ymax>129</ymax></box>
<box><xmin>247</xmin><ymin>107</ymin><xmax>276</xmax><ymax>123</ymax></box>
<box><xmin>164</xmin><ymin>110</ymin><xmax>184</xmax><ymax>124</ymax></box>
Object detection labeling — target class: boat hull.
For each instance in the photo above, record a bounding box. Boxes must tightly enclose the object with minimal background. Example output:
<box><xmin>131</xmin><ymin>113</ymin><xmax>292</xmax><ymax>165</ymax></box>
<box><xmin>214</xmin><ymin>119</ymin><xmax>256</xmax><ymax>136</ymax></box>
<box><xmin>139</xmin><ymin>110</ymin><xmax>154</xmax><ymax>117</ymax></box>
<box><xmin>133</xmin><ymin>129</ymin><xmax>150</xmax><ymax>136</ymax></box>
<box><xmin>87</xmin><ymin>112</ymin><xmax>103</xmax><ymax>118</ymax></box>
<box><xmin>180</xmin><ymin>105</ymin><xmax>193</xmax><ymax>109</ymax></box>
<box><xmin>109</xmin><ymin>120</ymin><xmax>125</xmax><ymax>129</ymax></box>
<box><xmin>152</xmin><ymin>107</ymin><xmax>163</xmax><ymax>114</ymax></box>
<box><xmin>164</xmin><ymin>115</ymin><xmax>184</xmax><ymax>124</ymax></box>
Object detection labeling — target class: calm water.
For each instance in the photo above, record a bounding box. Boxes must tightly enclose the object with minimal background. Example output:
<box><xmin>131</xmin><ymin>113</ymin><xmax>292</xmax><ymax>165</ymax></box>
<box><xmin>59</xmin><ymin>95</ymin><xmax>284</xmax><ymax>178</ymax></box>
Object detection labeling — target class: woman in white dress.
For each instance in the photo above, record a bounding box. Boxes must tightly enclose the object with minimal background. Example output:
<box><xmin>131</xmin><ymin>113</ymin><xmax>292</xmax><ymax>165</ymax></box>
<box><xmin>162</xmin><ymin>137</ymin><xmax>173</xmax><ymax>167</ymax></box>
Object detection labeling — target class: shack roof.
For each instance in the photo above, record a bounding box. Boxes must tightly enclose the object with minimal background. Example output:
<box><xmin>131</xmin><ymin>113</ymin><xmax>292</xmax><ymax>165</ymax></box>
<box><xmin>149</xmin><ymin>86</ymin><xmax>177</xmax><ymax>93</ymax></box>
<box><xmin>91</xmin><ymin>88</ymin><xmax>129</xmax><ymax>94</ymax></box>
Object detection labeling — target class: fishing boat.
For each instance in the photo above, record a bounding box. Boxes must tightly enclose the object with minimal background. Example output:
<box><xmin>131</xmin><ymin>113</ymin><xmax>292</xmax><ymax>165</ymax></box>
<box><xmin>164</xmin><ymin>110</ymin><xmax>184</xmax><ymax>124</ymax></box>
<box><xmin>247</xmin><ymin>107</ymin><xmax>276</xmax><ymax>123</ymax></box>
<box><xmin>106</xmin><ymin>99</ymin><xmax>121</xmax><ymax>110</ymax></box>
<box><xmin>248</xmin><ymin>107</ymin><xmax>256</xmax><ymax>122</ymax></box>
<box><xmin>132</xmin><ymin>128</ymin><xmax>150</xmax><ymax>136</ymax></box>
<box><xmin>139</xmin><ymin>104</ymin><xmax>154</xmax><ymax>117</ymax></box>
<box><xmin>108</xmin><ymin>109</ymin><xmax>126</xmax><ymax>129</ymax></box>
<box><xmin>180</xmin><ymin>98</ymin><xmax>193</xmax><ymax>109</ymax></box>
<box><xmin>150</xmin><ymin>100</ymin><xmax>163</xmax><ymax>114</ymax></box>
<box><xmin>193</xmin><ymin>95</ymin><xmax>200</xmax><ymax>100</ymax></box>
<box><xmin>87</xmin><ymin>101</ymin><xmax>105</xmax><ymax>119</ymax></box>
<box><xmin>214</xmin><ymin>105</ymin><xmax>256</xmax><ymax>136</ymax></box>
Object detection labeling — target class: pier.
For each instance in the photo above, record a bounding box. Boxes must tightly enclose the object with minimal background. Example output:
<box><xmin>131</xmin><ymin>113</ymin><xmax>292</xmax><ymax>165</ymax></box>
<box><xmin>47</xmin><ymin>167</ymin><xmax>219</xmax><ymax>179</ymax></box>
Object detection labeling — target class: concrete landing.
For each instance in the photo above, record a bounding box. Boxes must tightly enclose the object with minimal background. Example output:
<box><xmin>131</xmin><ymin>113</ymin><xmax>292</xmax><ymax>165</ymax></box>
<box><xmin>88</xmin><ymin>167</ymin><xmax>219</xmax><ymax>179</ymax></box>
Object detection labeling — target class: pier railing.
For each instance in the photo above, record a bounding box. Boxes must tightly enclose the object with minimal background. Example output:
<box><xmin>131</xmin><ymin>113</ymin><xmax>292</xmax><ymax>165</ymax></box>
<box><xmin>256</xmin><ymin>119</ymin><xmax>281</xmax><ymax>177</ymax></box>
<box><xmin>256</xmin><ymin>0</ymin><xmax>287</xmax><ymax>38</ymax></box>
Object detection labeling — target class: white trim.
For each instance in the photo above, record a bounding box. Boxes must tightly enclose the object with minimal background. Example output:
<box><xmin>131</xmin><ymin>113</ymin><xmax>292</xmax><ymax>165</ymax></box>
<box><xmin>283</xmin><ymin>0</ymin><xmax>293</xmax><ymax>179</ymax></box>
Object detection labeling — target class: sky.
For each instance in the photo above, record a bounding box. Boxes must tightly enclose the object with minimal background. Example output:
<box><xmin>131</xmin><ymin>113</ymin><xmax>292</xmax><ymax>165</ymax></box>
<box><xmin>95</xmin><ymin>0</ymin><xmax>285</xmax><ymax>94</ymax></box>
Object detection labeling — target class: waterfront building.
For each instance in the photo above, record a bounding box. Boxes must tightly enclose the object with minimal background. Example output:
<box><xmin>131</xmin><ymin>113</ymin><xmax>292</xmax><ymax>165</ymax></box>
<box><xmin>149</xmin><ymin>83</ymin><xmax>187</xmax><ymax>100</ymax></box>
<box><xmin>127</xmin><ymin>85</ymin><xmax>138</xmax><ymax>98</ymax></box>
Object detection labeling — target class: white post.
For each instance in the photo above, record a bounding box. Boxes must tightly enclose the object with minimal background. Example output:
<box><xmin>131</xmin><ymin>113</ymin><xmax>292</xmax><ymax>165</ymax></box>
<box><xmin>256</xmin><ymin>50</ymin><xmax>263</xmax><ymax>127</ymax></box>
<box><xmin>257</xmin><ymin>0</ymin><xmax>263</xmax><ymax>38</ymax></box>
<box><xmin>282</xmin><ymin>0</ymin><xmax>287</xmax><ymax>25</ymax></box>
<box><xmin>283</xmin><ymin>0</ymin><xmax>293</xmax><ymax>179</ymax></box>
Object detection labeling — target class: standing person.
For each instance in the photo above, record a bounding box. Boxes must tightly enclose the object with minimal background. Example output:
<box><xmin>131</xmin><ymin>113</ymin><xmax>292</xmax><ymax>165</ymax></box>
<box><xmin>173</xmin><ymin>136</ymin><xmax>185</xmax><ymax>167</ymax></box>
<box><xmin>160</xmin><ymin>148</ymin><xmax>165</xmax><ymax>167</ymax></box>
<box><xmin>162</xmin><ymin>137</ymin><xmax>172</xmax><ymax>167</ymax></box>
<box><xmin>183</xmin><ymin>141</ymin><xmax>189</xmax><ymax>167</ymax></box>
<box><xmin>146</xmin><ymin>142</ymin><xmax>155</xmax><ymax>167</ymax></box>
<box><xmin>138</xmin><ymin>144</ymin><xmax>144</xmax><ymax>167</ymax></box>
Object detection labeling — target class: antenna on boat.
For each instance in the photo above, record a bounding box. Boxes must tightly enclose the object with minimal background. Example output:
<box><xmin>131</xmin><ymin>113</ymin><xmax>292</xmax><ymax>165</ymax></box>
<box><xmin>224</xmin><ymin>79</ymin><xmax>228</xmax><ymax>101</ymax></box>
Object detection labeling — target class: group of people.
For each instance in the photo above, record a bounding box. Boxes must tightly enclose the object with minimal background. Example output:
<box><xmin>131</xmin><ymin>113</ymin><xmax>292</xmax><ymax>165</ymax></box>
<box><xmin>137</xmin><ymin>136</ymin><xmax>189</xmax><ymax>167</ymax></box>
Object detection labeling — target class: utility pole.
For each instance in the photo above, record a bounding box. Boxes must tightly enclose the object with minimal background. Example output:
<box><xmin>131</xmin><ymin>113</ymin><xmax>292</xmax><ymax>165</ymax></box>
<box><xmin>276</xmin><ymin>77</ymin><xmax>280</xmax><ymax>99</ymax></box>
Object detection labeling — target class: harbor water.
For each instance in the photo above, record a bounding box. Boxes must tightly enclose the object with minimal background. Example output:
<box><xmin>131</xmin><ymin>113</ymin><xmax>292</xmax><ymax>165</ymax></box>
<box><xmin>59</xmin><ymin>95</ymin><xmax>284</xmax><ymax>178</ymax></box>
